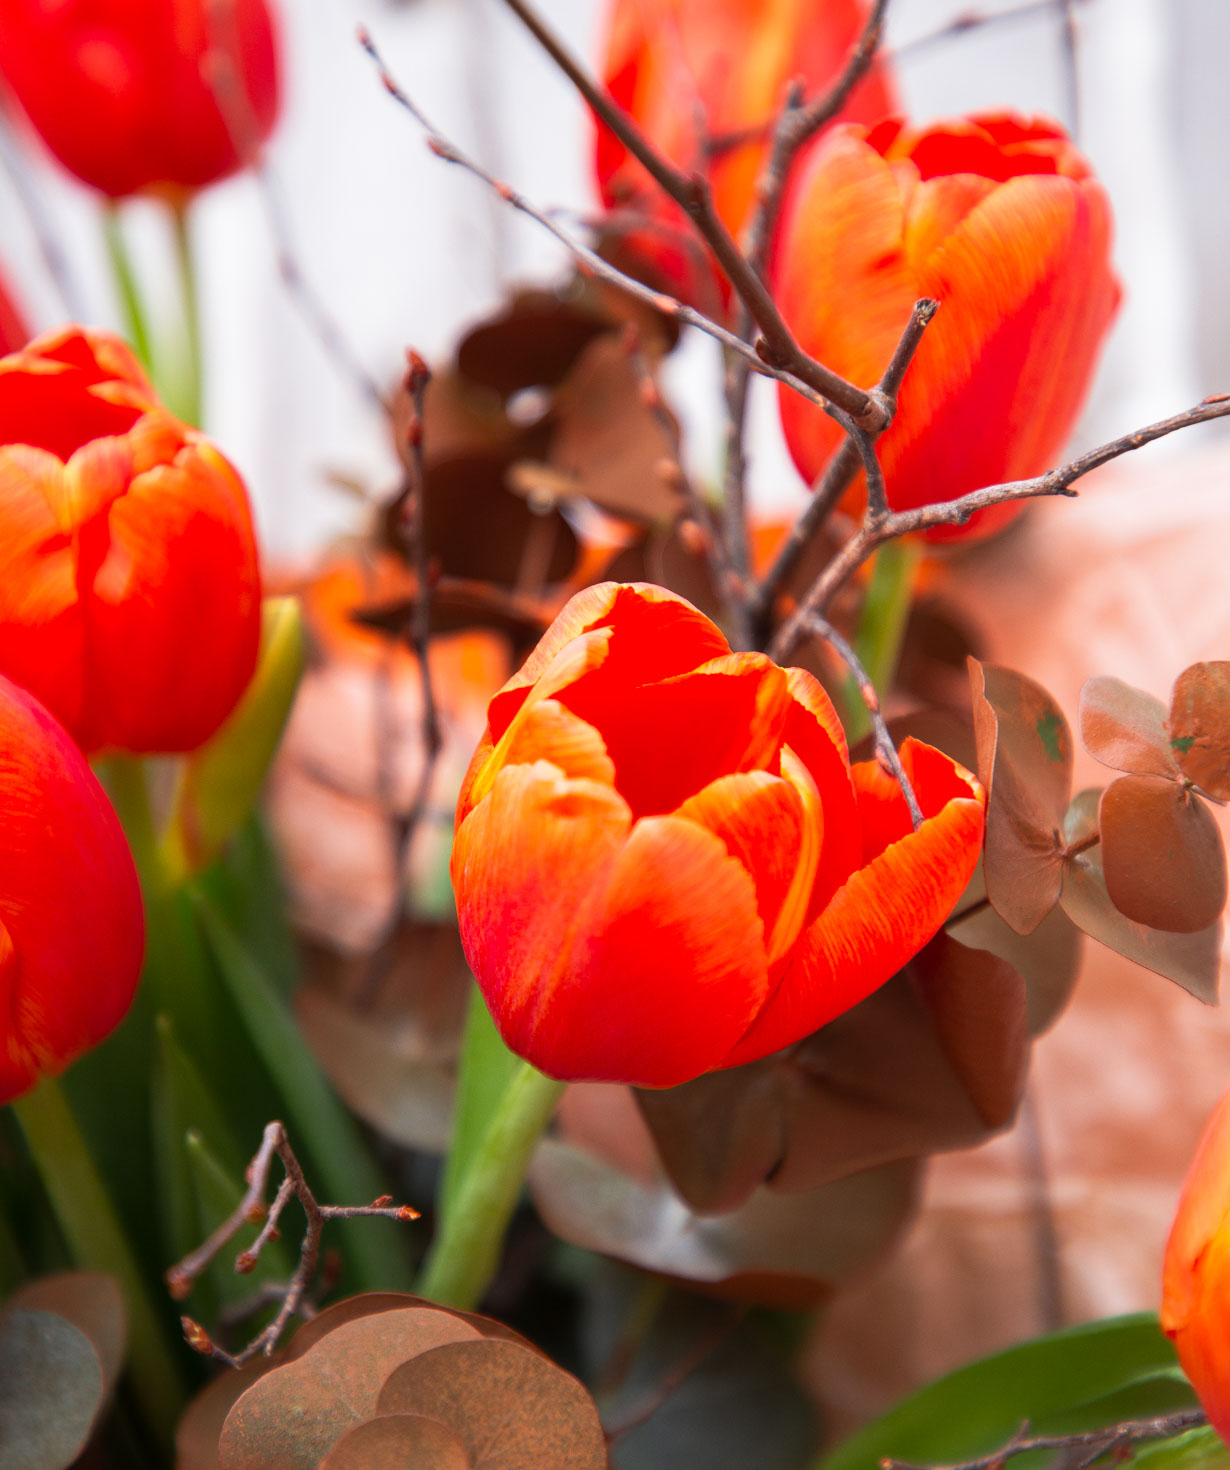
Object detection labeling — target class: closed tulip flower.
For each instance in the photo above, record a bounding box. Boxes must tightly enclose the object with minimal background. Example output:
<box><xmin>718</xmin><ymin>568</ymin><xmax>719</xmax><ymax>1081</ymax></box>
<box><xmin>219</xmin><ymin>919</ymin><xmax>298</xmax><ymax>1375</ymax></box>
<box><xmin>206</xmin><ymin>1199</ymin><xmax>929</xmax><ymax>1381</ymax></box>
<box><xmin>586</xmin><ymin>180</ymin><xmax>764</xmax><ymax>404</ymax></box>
<box><xmin>0</xmin><ymin>0</ymin><xmax>279</xmax><ymax>200</ymax></box>
<box><xmin>1163</xmin><ymin>1087</ymin><xmax>1230</xmax><ymax>1442</ymax></box>
<box><xmin>595</xmin><ymin>0</ymin><xmax>896</xmax><ymax>308</ymax></box>
<box><xmin>0</xmin><ymin>325</ymin><xmax>261</xmax><ymax>754</ymax></box>
<box><xmin>451</xmin><ymin>583</ymin><xmax>985</xmax><ymax>1088</ymax></box>
<box><xmin>0</xmin><ymin>673</ymin><xmax>144</xmax><ymax>1103</ymax></box>
<box><xmin>776</xmin><ymin>114</ymin><xmax>1120</xmax><ymax>540</ymax></box>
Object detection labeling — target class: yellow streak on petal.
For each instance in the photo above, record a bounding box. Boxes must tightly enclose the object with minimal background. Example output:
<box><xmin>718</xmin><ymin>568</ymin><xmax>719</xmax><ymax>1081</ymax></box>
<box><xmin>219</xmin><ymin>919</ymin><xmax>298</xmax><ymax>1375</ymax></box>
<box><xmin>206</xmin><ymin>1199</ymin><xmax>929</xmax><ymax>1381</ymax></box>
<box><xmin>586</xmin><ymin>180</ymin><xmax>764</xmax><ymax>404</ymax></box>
<box><xmin>768</xmin><ymin>744</ymin><xmax>823</xmax><ymax>964</ymax></box>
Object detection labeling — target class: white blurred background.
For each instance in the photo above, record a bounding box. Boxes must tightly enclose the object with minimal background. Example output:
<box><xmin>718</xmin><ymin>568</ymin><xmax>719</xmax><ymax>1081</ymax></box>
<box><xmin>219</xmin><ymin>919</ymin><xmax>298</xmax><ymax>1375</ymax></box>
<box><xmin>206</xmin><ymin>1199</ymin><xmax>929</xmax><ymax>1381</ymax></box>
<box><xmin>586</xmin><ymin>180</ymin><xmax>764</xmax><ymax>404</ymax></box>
<box><xmin>0</xmin><ymin>0</ymin><xmax>1225</xmax><ymax>562</ymax></box>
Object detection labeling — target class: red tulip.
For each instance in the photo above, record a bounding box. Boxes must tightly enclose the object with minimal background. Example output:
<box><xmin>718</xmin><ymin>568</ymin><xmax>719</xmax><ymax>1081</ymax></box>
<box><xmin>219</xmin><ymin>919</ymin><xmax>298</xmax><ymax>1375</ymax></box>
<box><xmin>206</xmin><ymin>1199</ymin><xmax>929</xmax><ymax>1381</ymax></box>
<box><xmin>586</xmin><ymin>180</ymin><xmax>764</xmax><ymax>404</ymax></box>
<box><xmin>0</xmin><ymin>325</ymin><xmax>261</xmax><ymax>754</ymax></box>
<box><xmin>0</xmin><ymin>0</ymin><xmax>279</xmax><ymax>200</ymax></box>
<box><xmin>0</xmin><ymin>673</ymin><xmax>144</xmax><ymax>1104</ymax></box>
<box><xmin>776</xmin><ymin>114</ymin><xmax>1120</xmax><ymax>541</ymax></box>
<box><xmin>1163</xmin><ymin>1086</ymin><xmax>1230</xmax><ymax>1442</ymax></box>
<box><xmin>594</xmin><ymin>0</ymin><xmax>897</xmax><ymax>310</ymax></box>
<box><xmin>451</xmin><ymin>583</ymin><xmax>985</xmax><ymax>1087</ymax></box>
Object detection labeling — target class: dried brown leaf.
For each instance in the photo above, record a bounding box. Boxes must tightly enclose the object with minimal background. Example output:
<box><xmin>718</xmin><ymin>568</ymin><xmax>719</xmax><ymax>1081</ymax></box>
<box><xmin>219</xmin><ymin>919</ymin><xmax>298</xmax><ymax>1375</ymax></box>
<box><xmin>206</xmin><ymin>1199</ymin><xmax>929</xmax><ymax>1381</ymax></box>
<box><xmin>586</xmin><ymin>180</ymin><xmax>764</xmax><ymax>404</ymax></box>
<box><xmin>218</xmin><ymin>1308</ymin><xmax>483</xmax><ymax>1470</ymax></box>
<box><xmin>377</xmin><ymin>1340</ymin><xmax>606</xmax><ymax>1469</ymax></box>
<box><xmin>318</xmin><ymin>1413</ymin><xmax>471</xmax><ymax>1469</ymax></box>
<box><xmin>456</xmin><ymin>290</ymin><xmax>609</xmax><ymax>398</ymax></box>
<box><xmin>969</xmin><ymin>659</ymin><xmax>1073</xmax><ymax>935</ymax></box>
<box><xmin>1099</xmin><ymin>774</ymin><xmax>1228</xmax><ymax>932</ymax></box>
<box><xmin>1170</xmin><ymin>661</ymin><xmax>1230</xmax><ymax>799</ymax></box>
<box><xmin>635</xmin><ymin>1065</ymin><xmax>786</xmax><ymax>1216</ymax></box>
<box><xmin>947</xmin><ymin>897</ymin><xmax>1082</xmax><ymax>1037</ymax></box>
<box><xmin>177</xmin><ymin>1360</ymin><xmax>278</xmax><ymax>1470</ymax></box>
<box><xmin>7</xmin><ymin>1272</ymin><xmax>125</xmax><ymax>1403</ymax></box>
<box><xmin>1079</xmin><ymin>675</ymin><xmax>1180</xmax><ymax>778</ymax></box>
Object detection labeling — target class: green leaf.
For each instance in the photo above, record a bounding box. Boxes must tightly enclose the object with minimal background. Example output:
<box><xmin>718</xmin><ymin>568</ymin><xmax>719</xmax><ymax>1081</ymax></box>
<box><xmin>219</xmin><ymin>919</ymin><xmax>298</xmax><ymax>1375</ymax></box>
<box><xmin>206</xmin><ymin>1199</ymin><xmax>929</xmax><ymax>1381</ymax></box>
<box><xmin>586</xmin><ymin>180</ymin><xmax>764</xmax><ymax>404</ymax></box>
<box><xmin>1135</xmin><ymin>1427</ymin><xmax>1230</xmax><ymax>1470</ymax></box>
<box><xmin>820</xmin><ymin>1315</ymin><xmax>1187</xmax><ymax>1470</ymax></box>
<box><xmin>438</xmin><ymin>987</ymin><xmax>523</xmax><ymax>1219</ymax></box>
<box><xmin>192</xmin><ymin>890</ymin><xmax>413</xmax><ymax>1293</ymax></box>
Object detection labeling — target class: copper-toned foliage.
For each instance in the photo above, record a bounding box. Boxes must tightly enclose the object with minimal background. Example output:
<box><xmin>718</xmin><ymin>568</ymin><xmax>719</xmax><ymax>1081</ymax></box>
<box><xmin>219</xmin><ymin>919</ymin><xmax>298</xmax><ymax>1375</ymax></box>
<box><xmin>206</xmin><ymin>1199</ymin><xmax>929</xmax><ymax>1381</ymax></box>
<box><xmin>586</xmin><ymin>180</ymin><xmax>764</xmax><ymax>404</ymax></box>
<box><xmin>0</xmin><ymin>1272</ymin><xmax>126</xmax><ymax>1469</ymax></box>
<box><xmin>1170</xmin><ymin>661</ymin><xmax>1230</xmax><ymax>800</ymax></box>
<box><xmin>970</xmin><ymin>659</ymin><xmax>1074</xmax><ymax>935</ymax></box>
<box><xmin>532</xmin><ymin>1108</ymin><xmax>920</xmax><ymax>1310</ymax></box>
<box><xmin>203</xmin><ymin>1295</ymin><xmax>605</xmax><ymax>1470</ymax></box>
<box><xmin>636</xmin><ymin>929</ymin><xmax>1030</xmax><ymax>1212</ymax></box>
<box><xmin>971</xmin><ymin>658</ymin><xmax>1225</xmax><ymax>1002</ymax></box>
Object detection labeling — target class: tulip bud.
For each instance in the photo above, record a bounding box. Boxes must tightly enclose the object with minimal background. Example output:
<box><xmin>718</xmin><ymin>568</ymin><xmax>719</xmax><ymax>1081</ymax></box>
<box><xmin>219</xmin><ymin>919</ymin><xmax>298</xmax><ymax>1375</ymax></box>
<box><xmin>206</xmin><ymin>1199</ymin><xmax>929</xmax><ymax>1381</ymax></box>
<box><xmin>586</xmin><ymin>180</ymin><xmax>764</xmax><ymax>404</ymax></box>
<box><xmin>594</xmin><ymin>0</ymin><xmax>897</xmax><ymax>308</ymax></box>
<box><xmin>161</xmin><ymin>596</ymin><xmax>304</xmax><ymax>882</ymax></box>
<box><xmin>775</xmin><ymin>114</ymin><xmax>1121</xmax><ymax>541</ymax></box>
<box><xmin>0</xmin><ymin>674</ymin><xmax>144</xmax><ymax>1104</ymax></box>
<box><xmin>0</xmin><ymin>326</ymin><xmax>261</xmax><ymax>754</ymax></box>
<box><xmin>452</xmin><ymin>582</ymin><xmax>985</xmax><ymax>1087</ymax></box>
<box><xmin>1162</xmin><ymin>1087</ymin><xmax>1230</xmax><ymax>1442</ymax></box>
<box><xmin>0</xmin><ymin>0</ymin><xmax>280</xmax><ymax>201</ymax></box>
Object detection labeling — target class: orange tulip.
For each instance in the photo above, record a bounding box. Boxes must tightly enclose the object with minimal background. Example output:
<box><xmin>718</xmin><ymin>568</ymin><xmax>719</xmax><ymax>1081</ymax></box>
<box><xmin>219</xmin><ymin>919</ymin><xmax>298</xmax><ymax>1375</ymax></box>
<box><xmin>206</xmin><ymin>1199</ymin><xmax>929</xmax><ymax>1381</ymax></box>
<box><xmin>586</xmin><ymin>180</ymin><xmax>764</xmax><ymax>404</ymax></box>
<box><xmin>0</xmin><ymin>0</ymin><xmax>279</xmax><ymax>201</ymax></box>
<box><xmin>0</xmin><ymin>673</ymin><xmax>144</xmax><ymax>1103</ymax></box>
<box><xmin>594</xmin><ymin>0</ymin><xmax>897</xmax><ymax>310</ymax></box>
<box><xmin>451</xmin><ymin>583</ymin><xmax>985</xmax><ymax>1087</ymax></box>
<box><xmin>0</xmin><ymin>326</ymin><xmax>261</xmax><ymax>754</ymax></box>
<box><xmin>1163</xmin><ymin>1086</ymin><xmax>1230</xmax><ymax>1441</ymax></box>
<box><xmin>776</xmin><ymin>114</ymin><xmax>1120</xmax><ymax>541</ymax></box>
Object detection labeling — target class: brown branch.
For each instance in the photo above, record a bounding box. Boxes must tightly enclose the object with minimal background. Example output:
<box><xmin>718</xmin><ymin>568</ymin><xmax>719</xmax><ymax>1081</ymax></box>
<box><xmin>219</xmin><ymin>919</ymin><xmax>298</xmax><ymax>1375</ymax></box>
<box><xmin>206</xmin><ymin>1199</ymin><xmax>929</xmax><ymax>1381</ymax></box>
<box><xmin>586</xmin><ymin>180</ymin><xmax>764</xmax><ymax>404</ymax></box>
<box><xmin>881</xmin><ymin>1407</ymin><xmax>1208</xmax><ymax>1470</ymax></box>
<box><xmin>805</xmin><ymin>614</ymin><xmax>923</xmax><ymax>830</ymax></box>
<box><xmin>357</xmin><ymin>28</ymin><xmax>844</xmax><ymax>420</ymax></box>
<box><xmin>625</xmin><ymin>327</ymin><xmax>752</xmax><ymax>648</ymax></box>
<box><xmin>888</xmin><ymin>0</ymin><xmax>1092</xmax><ymax>63</ymax></box>
<box><xmin>165</xmin><ymin>1121</ymin><xmax>419</xmax><ymax>1368</ymax></box>
<box><xmin>769</xmin><ymin>394</ymin><xmax>1230</xmax><ymax>663</ymax></box>
<box><xmin>492</xmin><ymin>0</ymin><xmax>886</xmax><ymax>430</ymax></box>
<box><xmin>753</xmin><ymin>298</ymin><xmax>939</xmax><ymax>630</ymax></box>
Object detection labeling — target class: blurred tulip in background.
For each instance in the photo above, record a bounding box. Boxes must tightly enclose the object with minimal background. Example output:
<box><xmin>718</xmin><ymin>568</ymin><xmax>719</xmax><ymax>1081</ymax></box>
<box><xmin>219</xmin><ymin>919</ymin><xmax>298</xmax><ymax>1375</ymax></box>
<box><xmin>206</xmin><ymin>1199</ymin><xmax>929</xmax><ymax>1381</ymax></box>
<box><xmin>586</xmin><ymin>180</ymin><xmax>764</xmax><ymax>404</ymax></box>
<box><xmin>594</xmin><ymin>0</ymin><xmax>896</xmax><ymax>309</ymax></box>
<box><xmin>775</xmin><ymin>113</ymin><xmax>1120</xmax><ymax>540</ymax></box>
<box><xmin>0</xmin><ymin>268</ymin><xmax>30</xmax><ymax>355</ymax></box>
<box><xmin>1162</xmin><ymin>1085</ymin><xmax>1230</xmax><ymax>1444</ymax></box>
<box><xmin>0</xmin><ymin>673</ymin><xmax>144</xmax><ymax>1103</ymax></box>
<box><xmin>451</xmin><ymin>582</ymin><xmax>984</xmax><ymax>1087</ymax></box>
<box><xmin>0</xmin><ymin>0</ymin><xmax>280</xmax><ymax>199</ymax></box>
<box><xmin>0</xmin><ymin>326</ymin><xmax>260</xmax><ymax>753</ymax></box>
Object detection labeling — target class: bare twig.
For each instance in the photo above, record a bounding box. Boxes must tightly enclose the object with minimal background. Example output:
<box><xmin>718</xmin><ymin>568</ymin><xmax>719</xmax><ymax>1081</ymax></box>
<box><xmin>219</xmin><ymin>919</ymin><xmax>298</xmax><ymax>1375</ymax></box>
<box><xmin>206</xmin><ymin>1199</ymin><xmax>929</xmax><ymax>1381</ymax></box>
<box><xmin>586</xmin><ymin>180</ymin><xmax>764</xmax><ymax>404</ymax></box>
<box><xmin>753</xmin><ymin>298</ymin><xmax>939</xmax><ymax>628</ymax></box>
<box><xmin>881</xmin><ymin>1407</ymin><xmax>1208</xmax><ymax>1470</ymax></box>
<box><xmin>805</xmin><ymin>614</ymin><xmax>923</xmax><ymax>831</ymax></box>
<box><xmin>492</xmin><ymin>0</ymin><xmax>887</xmax><ymax>431</ymax></box>
<box><xmin>165</xmin><ymin>1121</ymin><xmax>419</xmax><ymax>1368</ymax></box>
<box><xmin>770</xmin><ymin>394</ymin><xmax>1230</xmax><ymax>663</ymax></box>
<box><xmin>625</xmin><ymin>327</ymin><xmax>751</xmax><ymax>647</ymax></box>
<box><xmin>358</xmin><ymin>28</ymin><xmax>847</xmax><ymax>421</ymax></box>
<box><xmin>888</xmin><ymin>0</ymin><xmax>1092</xmax><ymax>63</ymax></box>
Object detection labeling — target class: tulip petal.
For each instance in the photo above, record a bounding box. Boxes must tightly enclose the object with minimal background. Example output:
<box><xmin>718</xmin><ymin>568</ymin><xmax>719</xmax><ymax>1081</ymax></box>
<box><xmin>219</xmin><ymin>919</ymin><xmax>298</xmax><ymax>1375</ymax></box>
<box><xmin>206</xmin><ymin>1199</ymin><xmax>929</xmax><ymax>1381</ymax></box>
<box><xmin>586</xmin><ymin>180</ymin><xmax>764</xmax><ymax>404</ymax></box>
<box><xmin>720</xmin><ymin>740</ymin><xmax>985</xmax><ymax>1066</ymax></box>
<box><xmin>452</xmin><ymin>760</ymin><xmax>770</xmax><ymax>1087</ymax></box>
<box><xmin>781</xmin><ymin>668</ymin><xmax>860</xmax><ymax>914</ymax></box>
<box><xmin>496</xmin><ymin>699</ymin><xmax>615</xmax><ymax>786</ymax></box>
<box><xmin>486</xmin><ymin>582</ymin><xmax>730</xmax><ymax>741</ymax></box>
<box><xmin>561</xmin><ymin>652</ymin><xmax>793</xmax><ymax>817</ymax></box>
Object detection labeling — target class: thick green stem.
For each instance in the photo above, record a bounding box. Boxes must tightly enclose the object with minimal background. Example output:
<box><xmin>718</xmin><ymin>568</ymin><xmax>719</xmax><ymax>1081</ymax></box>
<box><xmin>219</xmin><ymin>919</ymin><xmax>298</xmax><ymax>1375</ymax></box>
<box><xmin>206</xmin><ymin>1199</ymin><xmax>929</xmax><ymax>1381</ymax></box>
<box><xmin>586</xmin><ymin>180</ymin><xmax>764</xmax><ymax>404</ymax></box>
<box><xmin>171</xmin><ymin>204</ymin><xmax>203</xmax><ymax>427</ymax></box>
<box><xmin>418</xmin><ymin>1059</ymin><xmax>565</xmax><ymax>1310</ymax></box>
<box><xmin>101</xmin><ymin>204</ymin><xmax>154</xmax><ymax>372</ymax></box>
<box><xmin>12</xmin><ymin>1076</ymin><xmax>186</xmax><ymax>1446</ymax></box>
<box><xmin>845</xmin><ymin>537</ymin><xmax>922</xmax><ymax>743</ymax></box>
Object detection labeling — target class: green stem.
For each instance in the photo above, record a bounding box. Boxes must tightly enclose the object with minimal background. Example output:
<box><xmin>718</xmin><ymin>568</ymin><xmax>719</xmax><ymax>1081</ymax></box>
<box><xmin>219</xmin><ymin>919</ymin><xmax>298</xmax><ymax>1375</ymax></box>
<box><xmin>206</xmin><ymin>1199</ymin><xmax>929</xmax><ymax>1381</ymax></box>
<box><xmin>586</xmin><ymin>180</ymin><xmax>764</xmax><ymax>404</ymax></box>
<box><xmin>11</xmin><ymin>1076</ymin><xmax>186</xmax><ymax>1446</ymax></box>
<box><xmin>96</xmin><ymin>755</ymin><xmax>161</xmax><ymax>894</ymax></box>
<box><xmin>171</xmin><ymin>203</ymin><xmax>203</xmax><ymax>427</ymax></box>
<box><xmin>101</xmin><ymin>204</ymin><xmax>154</xmax><ymax>372</ymax></box>
<box><xmin>418</xmin><ymin>1060</ymin><xmax>565</xmax><ymax>1310</ymax></box>
<box><xmin>845</xmin><ymin>537</ymin><xmax>922</xmax><ymax>743</ymax></box>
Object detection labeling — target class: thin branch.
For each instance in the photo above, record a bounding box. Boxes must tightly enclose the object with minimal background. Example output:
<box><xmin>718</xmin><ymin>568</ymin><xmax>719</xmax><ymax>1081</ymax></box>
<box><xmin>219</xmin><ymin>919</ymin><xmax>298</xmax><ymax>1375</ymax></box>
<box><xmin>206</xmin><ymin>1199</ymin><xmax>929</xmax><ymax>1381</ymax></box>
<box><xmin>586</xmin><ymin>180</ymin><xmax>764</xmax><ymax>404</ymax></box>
<box><xmin>888</xmin><ymin>0</ymin><xmax>1093</xmax><ymax>63</ymax></box>
<box><xmin>0</xmin><ymin>119</ymin><xmax>87</xmax><ymax>319</ymax></box>
<box><xmin>625</xmin><ymin>327</ymin><xmax>752</xmax><ymax>648</ymax></box>
<box><xmin>492</xmin><ymin>0</ymin><xmax>887</xmax><ymax>431</ymax></box>
<box><xmin>358</xmin><ymin>28</ymin><xmax>847</xmax><ymax>422</ymax></box>
<box><xmin>753</xmin><ymin>298</ymin><xmax>938</xmax><ymax>628</ymax></box>
<box><xmin>881</xmin><ymin>1407</ymin><xmax>1209</xmax><ymax>1470</ymax></box>
<box><xmin>165</xmin><ymin>1121</ymin><xmax>419</xmax><ymax>1368</ymax></box>
<box><xmin>805</xmin><ymin>615</ymin><xmax>923</xmax><ymax>831</ymax></box>
<box><xmin>769</xmin><ymin>394</ymin><xmax>1230</xmax><ymax>663</ymax></box>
